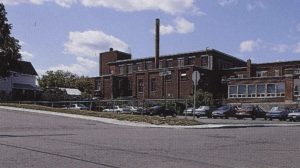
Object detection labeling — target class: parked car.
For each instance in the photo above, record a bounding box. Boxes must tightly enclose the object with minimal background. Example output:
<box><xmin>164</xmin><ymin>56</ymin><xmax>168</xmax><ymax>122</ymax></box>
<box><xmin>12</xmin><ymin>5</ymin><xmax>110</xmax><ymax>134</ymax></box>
<box><xmin>103</xmin><ymin>106</ymin><xmax>130</xmax><ymax>113</ymax></box>
<box><xmin>195</xmin><ymin>106</ymin><xmax>217</xmax><ymax>118</ymax></box>
<box><xmin>66</xmin><ymin>103</ymin><xmax>89</xmax><ymax>110</ymax></box>
<box><xmin>148</xmin><ymin>105</ymin><xmax>177</xmax><ymax>117</ymax></box>
<box><xmin>183</xmin><ymin>107</ymin><xmax>194</xmax><ymax>116</ymax></box>
<box><xmin>288</xmin><ymin>109</ymin><xmax>300</xmax><ymax>121</ymax></box>
<box><xmin>235</xmin><ymin>105</ymin><xmax>267</xmax><ymax>120</ymax></box>
<box><xmin>212</xmin><ymin>105</ymin><xmax>235</xmax><ymax>119</ymax></box>
<box><xmin>265</xmin><ymin>107</ymin><xmax>291</xmax><ymax>121</ymax></box>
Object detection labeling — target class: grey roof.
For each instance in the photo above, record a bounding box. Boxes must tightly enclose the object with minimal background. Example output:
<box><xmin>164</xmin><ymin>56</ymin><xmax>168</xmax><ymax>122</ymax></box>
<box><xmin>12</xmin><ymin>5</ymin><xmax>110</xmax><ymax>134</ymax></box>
<box><xmin>10</xmin><ymin>61</ymin><xmax>38</xmax><ymax>76</ymax></box>
<box><xmin>107</xmin><ymin>49</ymin><xmax>246</xmax><ymax>65</ymax></box>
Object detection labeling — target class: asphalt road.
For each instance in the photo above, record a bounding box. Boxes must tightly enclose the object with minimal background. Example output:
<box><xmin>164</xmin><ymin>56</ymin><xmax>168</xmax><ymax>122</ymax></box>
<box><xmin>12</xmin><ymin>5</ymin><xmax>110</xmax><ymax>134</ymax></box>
<box><xmin>0</xmin><ymin>108</ymin><xmax>299</xmax><ymax>168</ymax></box>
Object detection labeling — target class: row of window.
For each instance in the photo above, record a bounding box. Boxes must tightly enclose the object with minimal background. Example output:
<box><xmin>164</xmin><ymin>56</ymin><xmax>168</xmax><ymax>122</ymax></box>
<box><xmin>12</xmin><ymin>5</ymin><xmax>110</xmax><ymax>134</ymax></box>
<box><xmin>115</xmin><ymin>55</ymin><xmax>214</xmax><ymax>75</ymax></box>
<box><xmin>228</xmin><ymin>83</ymin><xmax>285</xmax><ymax>98</ymax></box>
<box><xmin>137</xmin><ymin>73</ymin><xmax>189</xmax><ymax>93</ymax></box>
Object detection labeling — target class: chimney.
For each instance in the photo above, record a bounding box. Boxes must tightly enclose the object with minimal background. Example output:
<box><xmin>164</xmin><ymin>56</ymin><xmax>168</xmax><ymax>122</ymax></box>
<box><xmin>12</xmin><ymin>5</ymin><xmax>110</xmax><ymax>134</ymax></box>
<box><xmin>155</xmin><ymin>18</ymin><xmax>160</xmax><ymax>69</ymax></box>
<box><xmin>247</xmin><ymin>59</ymin><xmax>252</xmax><ymax>77</ymax></box>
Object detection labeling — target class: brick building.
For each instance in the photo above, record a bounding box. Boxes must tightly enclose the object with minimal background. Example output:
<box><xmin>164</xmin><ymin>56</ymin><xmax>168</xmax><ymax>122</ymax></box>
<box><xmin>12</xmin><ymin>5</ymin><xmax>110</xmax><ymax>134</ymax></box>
<box><xmin>224</xmin><ymin>60</ymin><xmax>300</xmax><ymax>104</ymax></box>
<box><xmin>92</xmin><ymin>48</ymin><xmax>246</xmax><ymax>101</ymax></box>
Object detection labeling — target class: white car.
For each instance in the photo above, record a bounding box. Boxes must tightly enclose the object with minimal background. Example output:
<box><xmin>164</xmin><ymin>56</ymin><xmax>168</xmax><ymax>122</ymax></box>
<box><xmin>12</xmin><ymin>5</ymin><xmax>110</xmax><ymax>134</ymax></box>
<box><xmin>288</xmin><ymin>109</ymin><xmax>300</xmax><ymax>121</ymax></box>
<box><xmin>103</xmin><ymin>106</ymin><xmax>130</xmax><ymax>113</ymax></box>
<box><xmin>67</xmin><ymin>104</ymin><xmax>89</xmax><ymax>110</ymax></box>
<box><xmin>183</xmin><ymin>108</ymin><xmax>194</xmax><ymax>116</ymax></box>
<box><xmin>195</xmin><ymin>106</ymin><xmax>210</xmax><ymax>116</ymax></box>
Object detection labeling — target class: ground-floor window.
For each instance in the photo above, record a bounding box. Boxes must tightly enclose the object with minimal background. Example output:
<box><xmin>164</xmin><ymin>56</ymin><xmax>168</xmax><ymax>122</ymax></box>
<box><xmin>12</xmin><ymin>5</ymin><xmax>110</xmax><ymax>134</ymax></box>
<box><xmin>228</xmin><ymin>83</ymin><xmax>285</xmax><ymax>98</ymax></box>
<box><xmin>138</xmin><ymin>79</ymin><xmax>144</xmax><ymax>93</ymax></box>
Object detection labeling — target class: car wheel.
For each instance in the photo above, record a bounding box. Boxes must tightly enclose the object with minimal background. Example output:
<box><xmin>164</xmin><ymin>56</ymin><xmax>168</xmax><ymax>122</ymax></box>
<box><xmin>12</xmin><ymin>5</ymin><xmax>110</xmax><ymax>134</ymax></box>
<box><xmin>160</xmin><ymin>113</ymin><xmax>164</xmax><ymax>117</ymax></box>
<box><xmin>251</xmin><ymin>116</ymin><xmax>256</xmax><ymax>120</ymax></box>
<box><xmin>225</xmin><ymin>116</ymin><xmax>229</xmax><ymax>119</ymax></box>
<box><xmin>269</xmin><ymin>118</ymin><xmax>273</xmax><ymax>121</ymax></box>
<box><xmin>172</xmin><ymin>113</ymin><xmax>177</xmax><ymax>117</ymax></box>
<box><xmin>213</xmin><ymin>116</ymin><xmax>217</xmax><ymax>119</ymax></box>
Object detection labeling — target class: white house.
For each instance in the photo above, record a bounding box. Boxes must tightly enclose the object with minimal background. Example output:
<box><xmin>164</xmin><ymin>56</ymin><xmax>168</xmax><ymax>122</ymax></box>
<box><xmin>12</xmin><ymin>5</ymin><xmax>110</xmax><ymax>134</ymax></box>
<box><xmin>0</xmin><ymin>61</ymin><xmax>38</xmax><ymax>100</ymax></box>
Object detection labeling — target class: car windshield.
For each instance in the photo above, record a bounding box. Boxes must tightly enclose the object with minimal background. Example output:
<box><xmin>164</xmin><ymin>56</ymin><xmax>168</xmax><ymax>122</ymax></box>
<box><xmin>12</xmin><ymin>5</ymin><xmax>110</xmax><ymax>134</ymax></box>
<box><xmin>218</xmin><ymin>106</ymin><xmax>229</xmax><ymax>110</ymax></box>
<box><xmin>270</xmin><ymin>107</ymin><xmax>284</xmax><ymax>112</ymax></box>
<box><xmin>293</xmin><ymin>109</ymin><xmax>300</xmax><ymax>113</ymax></box>
<box><xmin>77</xmin><ymin>104</ymin><xmax>85</xmax><ymax>107</ymax></box>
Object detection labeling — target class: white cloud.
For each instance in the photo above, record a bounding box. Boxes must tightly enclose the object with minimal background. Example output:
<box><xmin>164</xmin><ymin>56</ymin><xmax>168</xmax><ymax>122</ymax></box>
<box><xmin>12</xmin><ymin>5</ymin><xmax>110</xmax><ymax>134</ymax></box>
<box><xmin>1</xmin><ymin>0</ymin><xmax>203</xmax><ymax>15</ymax></box>
<box><xmin>218</xmin><ymin>0</ymin><xmax>238</xmax><ymax>6</ymax></box>
<box><xmin>64</xmin><ymin>30</ymin><xmax>129</xmax><ymax>58</ymax></box>
<box><xmin>54</xmin><ymin>0</ymin><xmax>76</xmax><ymax>7</ymax></box>
<box><xmin>240</xmin><ymin>39</ymin><xmax>262</xmax><ymax>52</ymax></box>
<box><xmin>160</xmin><ymin>24</ymin><xmax>175</xmax><ymax>35</ymax></box>
<box><xmin>271</xmin><ymin>44</ymin><xmax>289</xmax><ymax>53</ymax></box>
<box><xmin>47</xmin><ymin>57</ymin><xmax>97</xmax><ymax>75</ymax></box>
<box><xmin>296</xmin><ymin>23</ymin><xmax>300</xmax><ymax>32</ymax></box>
<box><xmin>20</xmin><ymin>50</ymin><xmax>34</xmax><ymax>61</ymax></box>
<box><xmin>80</xmin><ymin>0</ymin><xmax>202</xmax><ymax>15</ymax></box>
<box><xmin>247</xmin><ymin>1</ymin><xmax>265</xmax><ymax>11</ymax></box>
<box><xmin>294</xmin><ymin>42</ymin><xmax>300</xmax><ymax>53</ymax></box>
<box><xmin>174</xmin><ymin>17</ymin><xmax>195</xmax><ymax>34</ymax></box>
<box><xmin>158</xmin><ymin>17</ymin><xmax>195</xmax><ymax>35</ymax></box>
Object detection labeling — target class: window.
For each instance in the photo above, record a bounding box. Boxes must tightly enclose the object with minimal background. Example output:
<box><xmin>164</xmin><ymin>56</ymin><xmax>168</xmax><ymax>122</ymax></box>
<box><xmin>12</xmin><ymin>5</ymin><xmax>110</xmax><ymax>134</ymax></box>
<box><xmin>165</xmin><ymin>74</ymin><xmax>172</xmax><ymax>81</ymax></box>
<box><xmin>295</xmin><ymin>86</ymin><xmax>299</xmax><ymax>96</ymax></box>
<box><xmin>237</xmin><ymin>74</ymin><xmax>244</xmax><ymax>79</ymax></box>
<box><xmin>150</xmin><ymin>78</ymin><xmax>156</xmax><ymax>91</ymax></box>
<box><xmin>275</xmin><ymin>70</ymin><xmax>280</xmax><ymax>77</ymax></box>
<box><xmin>200</xmin><ymin>55</ymin><xmax>208</xmax><ymax>68</ymax></box>
<box><xmin>200</xmin><ymin>55</ymin><xmax>212</xmax><ymax>69</ymax></box>
<box><xmin>166</xmin><ymin>59</ymin><xmax>173</xmax><ymax>67</ymax></box>
<box><xmin>257</xmin><ymin>84</ymin><xmax>265</xmax><ymax>97</ymax></box>
<box><xmin>180</xmin><ymin>71</ymin><xmax>188</xmax><ymax>80</ymax></box>
<box><xmin>294</xmin><ymin>69</ymin><xmax>300</xmax><ymax>75</ymax></box>
<box><xmin>159</xmin><ymin>60</ymin><xmax>164</xmax><ymax>68</ymax></box>
<box><xmin>94</xmin><ymin>79</ymin><xmax>101</xmax><ymax>91</ymax></box>
<box><xmin>119</xmin><ymin>65</ymin><xmax>125</xmax><ymax>75</ymax></box>
<box><xmin>178</xmin><ymin>58</ymin><xmax>184</xmax><ymax>67</ymax></box>
<box><xmin>136</xmin><ymin>63</ymin><xmax>143</xmax><ymax>71</ymax></box>
<box><xmin>229</xmin><ymin>85</ymin><xmax>237</xmax><ymax>98</ymax></box>
<box><xmin>127</xmin><ymin>64</ymin><xmax>133</xmax><ymax>74</ymax></box>
<box><xmin>188</xmin><ymin>56</ymin><xmax>195</xmax><ymax>65</ymax></box>
<box><xmin>128</xmin><ymin>81</ymin><xmax>132</xmax><ymax>91</ymax></box>
<box><xmin>256</xmin><ymin>71</ymin><xmax>267</xmax><ymax>77</ymax></box>
<box><xmin>109</xmin><ymin>66</ymin><xmax>115</xmax><ymax>74</ymax></box>
<box><xmin>138</xmin><ymin>79</ymin><xmax>144</xmax><ymax>93</ymax></box>
<box><xmin>267</xmin><ymin>84</ymin><xmax>276</xmax><ymax>97</ymax></box>
<box><xmin>146</xmin><ymin>61</ymin><xmax>153</xmax><ymax>70</ymax></box>
<box><xmin>248</xmin><ymin>85</ymin><xmax>256</xmax><ymax>97</ymax></box>
<box><xmin>238</xmin><ymin>85</ymin><xmax>246</xmax><ymax>97</ymax></box>
<box><xmin>276</xmin><ymin>83</ymin><xmax>285</xmax><ymax>97</ymax></box>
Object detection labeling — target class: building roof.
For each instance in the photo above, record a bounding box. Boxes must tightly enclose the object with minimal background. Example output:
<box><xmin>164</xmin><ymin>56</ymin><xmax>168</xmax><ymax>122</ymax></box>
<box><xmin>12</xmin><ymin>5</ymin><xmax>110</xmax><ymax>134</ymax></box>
<box><xmin>10</xmin><ymin>61</ymin><xmax>38</xmax><ymax>76</ymax></box>
<box><xmin>59</xmin><ymin>88</ymin><xmax>81</xmax><ymax>96</ymax></box>
<box><xmin>106</xmin><ymin>48</ymin><xmax>246</xmax><ymax>65</ymax></box>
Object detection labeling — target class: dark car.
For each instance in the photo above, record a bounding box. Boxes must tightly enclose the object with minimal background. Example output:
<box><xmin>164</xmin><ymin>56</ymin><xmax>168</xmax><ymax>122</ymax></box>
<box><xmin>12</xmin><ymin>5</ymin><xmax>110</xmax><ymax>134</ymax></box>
<box><xmin>211</xmin><ymin>105</ymin><xmax>235</xmax><ymax>119</ymax></box>
<box><xmin>266</xmin><ymin>107</ymin><xmax>291</xmax><ymax>121</ymax></box>
<box><xmin>148</xmin><ymin>105</ymin><xmax>177</xmax><ymax>117</ymax></box>
<box><xmin>235</xmin><ymin>105</ymin><xmax>267</xmax><ymax>120</ymax></box>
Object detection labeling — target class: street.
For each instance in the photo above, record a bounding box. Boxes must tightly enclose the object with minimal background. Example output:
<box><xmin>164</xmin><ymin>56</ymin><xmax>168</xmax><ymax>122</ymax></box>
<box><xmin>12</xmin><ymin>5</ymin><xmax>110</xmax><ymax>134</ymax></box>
<box><xmin>0</xmin><ymin>108</ymin><xmax>300</xmax><ymax>168</ymax></box>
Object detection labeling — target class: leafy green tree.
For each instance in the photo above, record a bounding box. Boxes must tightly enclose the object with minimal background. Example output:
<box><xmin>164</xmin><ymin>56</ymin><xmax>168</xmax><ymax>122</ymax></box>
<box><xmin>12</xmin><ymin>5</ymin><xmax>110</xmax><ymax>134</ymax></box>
<box><xmin>0</xmin><ymin>3</ymin><xmax>21</xmax><ymax>77</ymax></box>
<box><xmin>38</xmin><ymin>70</ymin><xmax>94</xmax><ymax>101</ymax></box>
<box><xmin>187</xmin><ymin>89</ymin><xmax>214</xmax><ymax>107</ymax></box>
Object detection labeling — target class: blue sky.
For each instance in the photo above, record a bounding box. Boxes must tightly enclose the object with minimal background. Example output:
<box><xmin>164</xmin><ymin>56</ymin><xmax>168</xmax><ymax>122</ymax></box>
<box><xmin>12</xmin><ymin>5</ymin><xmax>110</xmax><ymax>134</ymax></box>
<box><xmin>2</xmin><ymin>0</ymin><xmax>300</xmax><ymax>77</ymax></box>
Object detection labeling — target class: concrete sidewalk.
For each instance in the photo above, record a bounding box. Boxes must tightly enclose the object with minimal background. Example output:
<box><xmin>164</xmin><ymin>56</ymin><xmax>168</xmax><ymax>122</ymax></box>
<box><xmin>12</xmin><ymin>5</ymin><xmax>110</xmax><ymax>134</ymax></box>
<box><xmin>1</xmin><ymin>106</ymin><xmax>300</xmax><ymax>129</ymax></box>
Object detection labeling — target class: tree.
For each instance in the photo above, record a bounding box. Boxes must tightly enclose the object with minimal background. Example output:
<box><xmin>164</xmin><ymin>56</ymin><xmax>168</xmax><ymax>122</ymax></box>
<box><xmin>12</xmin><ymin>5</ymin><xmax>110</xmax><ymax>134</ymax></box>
<box><xmin>38</xmin><ymin>70</ymin><xmax>94</xmax><ymax>101</ymax></box>
<box><xmin>187</xmin><ymin>89</ymin><xmax>214</xmax><ymax>107</ymax></box>
<box><xmin>0</xmin><ymin>3</ymin><xmax>21</xmax><ymax>77</ymax></box>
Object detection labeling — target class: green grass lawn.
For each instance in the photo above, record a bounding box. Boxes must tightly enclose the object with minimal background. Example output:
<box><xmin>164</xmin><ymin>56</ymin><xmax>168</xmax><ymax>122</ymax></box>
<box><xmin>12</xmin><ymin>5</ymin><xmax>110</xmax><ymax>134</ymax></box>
<box><xmin>0</xmin><ymin>103</ymin><xmax>201</xmax><ymax>126</ymax></box>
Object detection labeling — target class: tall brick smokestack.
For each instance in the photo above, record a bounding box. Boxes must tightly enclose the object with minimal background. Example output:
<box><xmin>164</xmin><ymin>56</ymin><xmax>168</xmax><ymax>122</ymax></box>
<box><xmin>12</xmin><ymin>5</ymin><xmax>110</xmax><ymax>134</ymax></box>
<box><xmin>155</xmin><ymin>18</ymin><xmax>160</xmax><ymax>69</ymax></box>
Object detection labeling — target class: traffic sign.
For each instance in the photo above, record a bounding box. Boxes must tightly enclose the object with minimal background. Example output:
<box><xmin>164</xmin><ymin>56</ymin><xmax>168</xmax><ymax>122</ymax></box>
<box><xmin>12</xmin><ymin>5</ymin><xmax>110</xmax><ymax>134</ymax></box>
<box><xmin>192</xmin><ymin>71</ymin><xmax>200</xmax><ymax>85</ymax></box>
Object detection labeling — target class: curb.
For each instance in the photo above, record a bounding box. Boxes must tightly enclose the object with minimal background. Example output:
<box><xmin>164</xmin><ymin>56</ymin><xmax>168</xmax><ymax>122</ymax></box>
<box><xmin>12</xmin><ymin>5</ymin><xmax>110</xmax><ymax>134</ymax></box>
<box><xmin>1</xmin><ymin>106</ymin><xmax>300</xmax><ymax>129</ymax></box>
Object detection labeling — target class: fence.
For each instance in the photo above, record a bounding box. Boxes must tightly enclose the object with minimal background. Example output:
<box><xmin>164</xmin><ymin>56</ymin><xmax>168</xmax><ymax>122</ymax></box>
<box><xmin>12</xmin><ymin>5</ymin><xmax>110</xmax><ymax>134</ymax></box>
<box><xmin>1</xmin><ymin>99</ymin><xmax>190</xmax><ymax>115</ymax></box>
